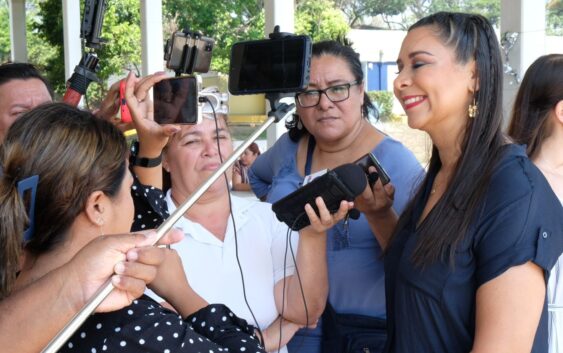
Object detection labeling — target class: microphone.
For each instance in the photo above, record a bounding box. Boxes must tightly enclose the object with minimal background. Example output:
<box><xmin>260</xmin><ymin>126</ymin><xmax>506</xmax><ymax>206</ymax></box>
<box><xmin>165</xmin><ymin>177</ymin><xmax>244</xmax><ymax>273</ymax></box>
<box><xmin>272</xmin><ymin>163</ymin><xmax>367</xmax><ymax>230</ymax></box>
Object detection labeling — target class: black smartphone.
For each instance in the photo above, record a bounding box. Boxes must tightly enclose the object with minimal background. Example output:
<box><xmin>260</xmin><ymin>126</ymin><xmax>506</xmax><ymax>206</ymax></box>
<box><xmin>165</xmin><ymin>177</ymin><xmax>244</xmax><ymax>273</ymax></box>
<box><xmin>191</xmin><ymin>35</ymin><xmax>214</xmax><ymax>73</ymax></box>
<box><xmin>354</xmin><ymin>153</ymin><xmax>391</xmax><ymax>185</ymax></box>
<box><xmin>164</xmin><ymin>31</ymin><xmax>214</xmax><ymax>74</ymax></box>
<box><xmin>228</xmin><ymin>35</ymin><xmax>312</xmax><ymax>95</ymax></box>
<box><xmin>164</xmin><ymin>31</ymin><xmax>195</xmax><ymax>71</ymax></box>
<box><xmin>153</xmin><ymin>76</ymin><xmax>199</xmax><ymax>125</ymax></box>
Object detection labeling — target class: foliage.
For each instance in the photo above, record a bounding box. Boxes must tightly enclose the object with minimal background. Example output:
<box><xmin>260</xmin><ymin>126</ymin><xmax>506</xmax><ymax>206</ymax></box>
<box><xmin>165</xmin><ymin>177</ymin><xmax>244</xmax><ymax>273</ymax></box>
<box><xmin>88</xmin><ymin>0</ymin><xmax>141</xmax><ymax>105</ymax></box>
<box><xmin>295</xmin><ymin>0</ymin><xmax>349</xmax><ymax>41</ymax></box>
<box><xmin>31</xmin><ymin>0</ymin><xmax>65</xmax><ymax>95</ymax></box>
<box><xmin>164</xmin><ymin>0</ymin><xmax>349</xmax><ymax>72</ymax></box>
<box><xmin>0</xmin><ymin>0</ymin><xmax>9</xmax><ymax>63</ymax></box>
<box><xmin>378</xmin><ymin>0</ymin><xmax>501</xmax><ymax>29</ymax></box>
<box><xmin>547</xmin><ymin>0</ymin><xmax>563</xmax><ymax>35</ymax></box>
<box><xmin>163</xmin><ymin>0</ymin><xmax>265</xmax><ymax>74</ymax></box>
<box><xmin>334</xmin><ymin>0</ymin><xmax>407</xmax><ymax>27</ymax></box>
<box><xmin>367</xmin><ymin>90</ymin><xmax>394</xmax><ymax>122</ymax></box>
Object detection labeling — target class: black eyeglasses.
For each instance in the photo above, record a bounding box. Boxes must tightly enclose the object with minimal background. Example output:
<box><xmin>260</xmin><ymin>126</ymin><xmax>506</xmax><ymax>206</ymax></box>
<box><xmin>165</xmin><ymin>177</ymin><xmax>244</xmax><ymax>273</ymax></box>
<box><xmin>295</xmin><ymin>81</ymin><xmax>360</xmax><ymax>108</ymax></box>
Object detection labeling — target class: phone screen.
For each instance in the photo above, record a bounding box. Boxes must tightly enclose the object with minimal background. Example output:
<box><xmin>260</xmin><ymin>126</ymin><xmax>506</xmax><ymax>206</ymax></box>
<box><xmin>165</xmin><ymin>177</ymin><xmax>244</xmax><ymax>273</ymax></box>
<box><xmin>228</xmin><ymin>35</ymin><xmax>311</xmax><ymax>95</ymax></box>
<box><xmin>153</xmin><ymin>76</ymin><xmax>199</xmax><ymax>124</ymax></box>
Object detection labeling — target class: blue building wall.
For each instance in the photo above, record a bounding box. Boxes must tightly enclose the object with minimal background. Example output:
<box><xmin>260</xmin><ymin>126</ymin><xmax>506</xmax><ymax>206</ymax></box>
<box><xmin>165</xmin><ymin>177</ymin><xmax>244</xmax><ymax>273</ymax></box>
<box><xmin>366</xmin><ymin>61</ymin><xmax>395</xmax><ymax>91</ymax></box>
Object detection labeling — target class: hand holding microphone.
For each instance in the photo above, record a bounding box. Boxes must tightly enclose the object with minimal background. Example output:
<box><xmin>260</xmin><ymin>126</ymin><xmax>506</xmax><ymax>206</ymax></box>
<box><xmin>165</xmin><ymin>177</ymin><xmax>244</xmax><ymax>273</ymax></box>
<box><xmin>272</xmin><ymin>163</ymin><xmax>367</xmax><ymax>230</ymax></box>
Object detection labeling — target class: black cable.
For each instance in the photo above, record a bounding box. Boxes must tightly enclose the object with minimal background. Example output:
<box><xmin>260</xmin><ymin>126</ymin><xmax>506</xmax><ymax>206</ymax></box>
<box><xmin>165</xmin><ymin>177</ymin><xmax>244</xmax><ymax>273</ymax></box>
<box><xmin>278</xmin><ymin>225</ymin><xmax>291</xmax><ymax>353</ymax></box>
<box><xmin>288</xmin><ymin>215</ymin><xmax>310</xmax><ymax>353</ymax></box>
<box><xmin>202</xmin><ymin>96</ymin><xmax>265</xmax><ymax>348</ymax></box>
<box><xmin>277</xmin><ymin>212</ymin><xmax>310</xmax><ymax>353</ymax></box>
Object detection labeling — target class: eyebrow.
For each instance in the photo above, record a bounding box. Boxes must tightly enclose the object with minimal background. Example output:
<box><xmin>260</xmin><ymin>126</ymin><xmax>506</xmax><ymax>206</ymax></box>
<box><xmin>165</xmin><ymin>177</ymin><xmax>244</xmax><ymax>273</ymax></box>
<box><xmin>307</xmin><ymin>79</ymin><xmax>352</xmax><ymax>89</ymax></box>
<box><xmin>396</xmin><ymin>50</ymin><xmax>434</xmax><ymax>65</ymax></box>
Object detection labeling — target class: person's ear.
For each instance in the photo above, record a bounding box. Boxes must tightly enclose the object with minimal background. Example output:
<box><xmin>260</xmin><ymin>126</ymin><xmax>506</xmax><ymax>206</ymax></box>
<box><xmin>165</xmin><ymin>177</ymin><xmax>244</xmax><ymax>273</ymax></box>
<box><xmin>555</xmin><ymin>100</ymin><xmax>563</xmax><ymax>124</ymax></box>
<box><xmin>162</xmin><ymin>153</ymin><xmax>171</xmax><ymax>173</ymax></box>
<box><xmin>468</xmin><ymin>60</ymin><xmax>479</xmax><ymax>94</ymax></box>
<box><xmin>84</xmin><ymin>190</ymin><xmax>107</xmax><ymax>226</ymax></box>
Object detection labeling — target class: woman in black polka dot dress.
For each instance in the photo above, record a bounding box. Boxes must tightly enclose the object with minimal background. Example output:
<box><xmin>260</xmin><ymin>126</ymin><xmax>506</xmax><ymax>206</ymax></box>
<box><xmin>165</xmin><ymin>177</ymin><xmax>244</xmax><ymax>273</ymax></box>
<box><xmin>6</xmin><ymin>102</ymin><xmax>266</xmax><ymax>353</ymax></box>
<box><xmin>61</xmin><ymin>300</ymin><xmax>264</xmax><ymax>352</ymax></box>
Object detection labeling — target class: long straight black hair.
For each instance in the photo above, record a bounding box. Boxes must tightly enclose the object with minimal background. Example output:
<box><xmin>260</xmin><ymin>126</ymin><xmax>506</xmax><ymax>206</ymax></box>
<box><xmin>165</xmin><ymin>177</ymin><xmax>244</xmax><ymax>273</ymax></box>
<box><xmin>394</xmin><ymin>12</ymin><xmax>506</xmax><ymax>267</ymax></box>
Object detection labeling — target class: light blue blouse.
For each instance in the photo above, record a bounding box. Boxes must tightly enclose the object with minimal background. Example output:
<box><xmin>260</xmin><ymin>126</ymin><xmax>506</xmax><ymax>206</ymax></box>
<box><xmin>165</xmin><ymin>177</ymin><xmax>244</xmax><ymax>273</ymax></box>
<box><xmin>249</xmin><ymin>132</ymin><xmax>424</xmax><ymax>353</ymax></box>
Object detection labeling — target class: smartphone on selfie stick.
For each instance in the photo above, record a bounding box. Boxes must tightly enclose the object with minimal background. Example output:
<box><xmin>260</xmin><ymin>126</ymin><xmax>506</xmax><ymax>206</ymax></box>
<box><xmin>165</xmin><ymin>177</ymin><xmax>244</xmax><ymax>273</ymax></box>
<box><xmin>149</xmin><ymin>29</ymin><xmax>216</xmax><ymax>125</ymax></box>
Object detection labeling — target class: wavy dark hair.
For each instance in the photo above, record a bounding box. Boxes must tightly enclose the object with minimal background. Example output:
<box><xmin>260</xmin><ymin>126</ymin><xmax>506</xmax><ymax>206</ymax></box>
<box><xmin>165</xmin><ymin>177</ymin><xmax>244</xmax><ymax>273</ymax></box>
<box><xmin>393</xmin><ymin>12</ymin><xmax>506</xmax><ymax>267</ymax></box>
<box><xmin>508</xmin><ymin>54</ymin><xmax>563</xmax><ymax>158</ymax></box>
<box><xmin>287</xmin><ymin>40</ymin><xmax>376</xmax><ymax>141</ymax></box>
<box><xmin>0</xmin><ymin>103</ymin><xmax>128</xmax><ymax>299</ymax></box>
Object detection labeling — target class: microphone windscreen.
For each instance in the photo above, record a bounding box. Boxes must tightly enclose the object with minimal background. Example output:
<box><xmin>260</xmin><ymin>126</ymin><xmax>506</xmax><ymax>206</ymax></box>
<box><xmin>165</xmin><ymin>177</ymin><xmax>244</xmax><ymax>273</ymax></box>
<box><xmin>332</xmin><ymin>163</ymin><xmax>367</xmax><ymax>196</ymax></box>
<box><xmin>271</xmin><ymin>163</ymin><xmax>368</xmax><ymax>230</ymax></box>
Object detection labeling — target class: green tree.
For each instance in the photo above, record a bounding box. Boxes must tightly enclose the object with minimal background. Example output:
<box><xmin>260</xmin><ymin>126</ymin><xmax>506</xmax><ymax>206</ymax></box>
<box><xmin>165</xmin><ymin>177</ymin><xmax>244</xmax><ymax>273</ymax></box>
<box><xmin>334</xmin><ymin>0</ymin><xmax>407</xmax><ymax>27</ymax></box>
<box><xmin>163</xmin><ymin>0</ymin><xmax>265</xmax><ymax>73</ymax></box>
<box><xmin>547</xmin><ymin>0</ymin><xmax>563</xmax><ymax>35</ymax></box>
<box><xmin>369</xmin><ymin>0</ymin><xmax>500</xmax><ymax>29</ymax></box>
<box><xmin>295</xmin><ymin>0</ymin><xmax>349</xmax><ymax>41</ymax></box>
<box><xmin>0</xmin><ymin>0</ymin><xmax>10</xmax><ymax>63</ymax></box>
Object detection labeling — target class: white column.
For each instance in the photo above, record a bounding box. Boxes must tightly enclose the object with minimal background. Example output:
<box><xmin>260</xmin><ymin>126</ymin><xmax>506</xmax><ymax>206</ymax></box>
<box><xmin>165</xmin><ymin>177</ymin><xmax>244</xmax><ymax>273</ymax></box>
<box><xmin>8</xmin><ymin>0</ymin><xmax>27</xmax><ymax>62</ymax></box>
<box><xmin>62</xmin><ymin>0</ymin><xmax>83</xmax><ymax>81</ymax></box>
<box><xmin>264</xmin><ymin>0</ymin><xmax>295</xmax><ymax>148</ymax></box>
<box><xmin>500</xmin><ymin>0</ymin><xmax>545</xmax><ymax>127</ymax></box>
<box><xmin>140</xmin><ymin>0</ymin><xmax>164</xmax><ymax>76</ymax></box>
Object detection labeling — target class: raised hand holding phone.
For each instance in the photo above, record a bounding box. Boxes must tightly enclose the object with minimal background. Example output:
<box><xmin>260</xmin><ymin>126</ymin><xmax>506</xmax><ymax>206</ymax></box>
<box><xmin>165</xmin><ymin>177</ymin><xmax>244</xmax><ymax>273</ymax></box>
<box><xmin>123</xmin><ymin>71</ymin><xmax>180</xmax><ymax>166</ymax></box>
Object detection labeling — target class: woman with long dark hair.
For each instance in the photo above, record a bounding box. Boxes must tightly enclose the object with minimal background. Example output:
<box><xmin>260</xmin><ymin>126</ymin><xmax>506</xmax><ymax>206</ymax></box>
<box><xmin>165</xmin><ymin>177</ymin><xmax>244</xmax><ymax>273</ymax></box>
<box><xmin>384</xmin><ymin>12</ymin><xmax>563</xmax><ymax>353</ymax></box>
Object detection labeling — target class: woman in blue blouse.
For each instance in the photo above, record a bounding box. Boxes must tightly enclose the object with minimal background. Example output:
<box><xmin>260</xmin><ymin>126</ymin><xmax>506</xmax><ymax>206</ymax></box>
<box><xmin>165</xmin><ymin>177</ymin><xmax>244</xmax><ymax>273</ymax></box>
<box><xmin>384</xmin><ymin>12</ymin><xmax>563</xmax><ymax>353</ymax></box>
<box><xmin>249</xmin><ymin>40</ymin><xmax>424</xmax><ymax>353</ymax></box>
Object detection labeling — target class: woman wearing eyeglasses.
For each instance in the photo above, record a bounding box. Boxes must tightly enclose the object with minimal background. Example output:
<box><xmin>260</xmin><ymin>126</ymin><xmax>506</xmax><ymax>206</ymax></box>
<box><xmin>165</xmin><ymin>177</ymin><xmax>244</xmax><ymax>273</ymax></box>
<box><xmin>248</xmin><ymin>40</ymin><xmax>424</xmax><ymax>353</ymax></box>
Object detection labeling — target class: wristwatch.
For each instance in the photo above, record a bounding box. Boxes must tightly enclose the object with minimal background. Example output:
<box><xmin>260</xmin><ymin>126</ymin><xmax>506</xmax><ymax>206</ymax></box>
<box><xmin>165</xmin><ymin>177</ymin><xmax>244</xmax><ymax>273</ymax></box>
<box><xmin>129</xmin><ymin>141</ymin><xmax>162</xmax><ymax>168</ymax></box>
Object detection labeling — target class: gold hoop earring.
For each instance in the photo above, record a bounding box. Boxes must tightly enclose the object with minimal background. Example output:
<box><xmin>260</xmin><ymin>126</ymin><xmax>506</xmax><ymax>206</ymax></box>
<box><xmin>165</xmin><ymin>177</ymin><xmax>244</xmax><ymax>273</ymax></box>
<box><xmin>468</xmin><ymin>98</ymin><xmax>478</xmax><ymax>118</ymax></box>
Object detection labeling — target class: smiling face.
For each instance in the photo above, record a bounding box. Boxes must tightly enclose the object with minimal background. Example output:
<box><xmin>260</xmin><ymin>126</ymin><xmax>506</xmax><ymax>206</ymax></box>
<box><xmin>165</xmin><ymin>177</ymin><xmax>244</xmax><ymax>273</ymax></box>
<box><xmin>394</xmin><ymin>26</ymin><xmax>477</xmax><ymax>136</ymax></box>
<box><xmin>296</xmin><ymin>54</ymin><xmax>365</xmax><ymax>143</ymax></box>
<box><xmin>164</xmin><ymin>117</ymin><xmax>233</xmax><ymax>197</ymax></box>
<box><xmin>0</xmin><ymin>79</ymin><xmax>52</xmax><ymax>141</ymax></box>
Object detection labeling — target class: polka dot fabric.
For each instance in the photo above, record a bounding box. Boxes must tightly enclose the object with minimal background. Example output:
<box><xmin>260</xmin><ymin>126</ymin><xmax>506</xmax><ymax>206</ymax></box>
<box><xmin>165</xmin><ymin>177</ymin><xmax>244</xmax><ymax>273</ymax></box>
<box><xmin>58</xmin><ymin>296</ymin><xmax>266</xmax><ymax>352</ymax></box>
<box><xmin>131</xmin><ymin>177</ymin><xmax>169</xmax><ymax>232</ymax></box>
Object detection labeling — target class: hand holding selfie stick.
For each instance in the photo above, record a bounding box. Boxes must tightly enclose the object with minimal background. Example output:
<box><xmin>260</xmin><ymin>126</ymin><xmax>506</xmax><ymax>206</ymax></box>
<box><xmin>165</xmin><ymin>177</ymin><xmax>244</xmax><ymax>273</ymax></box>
<box><xmin>63</xmin><ymin>0</ymin><xmax>106</xmax><ymax>106</ymax></box>
<box><xmin>42</xmin><ymin>95</ymin><xmax>295</xmax><ymax>353</ymax></box>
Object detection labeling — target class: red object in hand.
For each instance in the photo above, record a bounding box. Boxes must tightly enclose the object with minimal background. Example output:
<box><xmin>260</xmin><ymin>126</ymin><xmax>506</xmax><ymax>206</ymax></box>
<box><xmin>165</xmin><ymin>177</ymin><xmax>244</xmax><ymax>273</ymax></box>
<box><xmin>62</xmin><ymin>88</ymin><xmax>82</xmax><ymax>107</ymax></box>
<box><xmin>119</xmin><ymin>80</ymin><xmax>132</xmax><ymax>123</ymax></box>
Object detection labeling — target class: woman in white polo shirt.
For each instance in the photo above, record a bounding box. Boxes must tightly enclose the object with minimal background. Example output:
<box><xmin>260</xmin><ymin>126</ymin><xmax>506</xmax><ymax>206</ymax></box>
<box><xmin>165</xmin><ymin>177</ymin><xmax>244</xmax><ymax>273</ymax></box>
<box><xmin>135</xmin><ymin>88</ymin><xmax>352</xmax><ymax>352</ymax></box>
